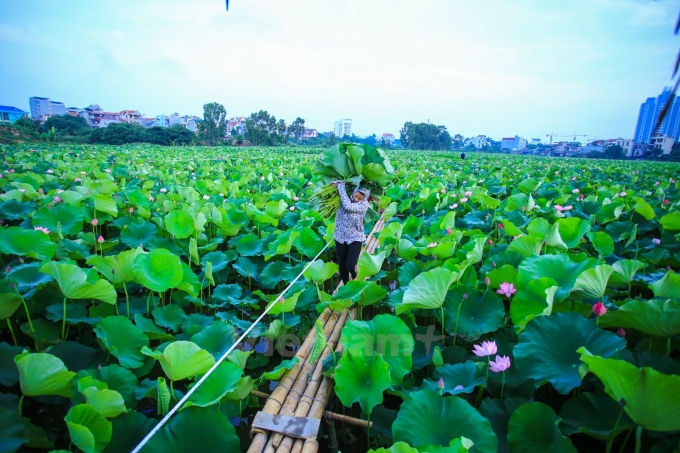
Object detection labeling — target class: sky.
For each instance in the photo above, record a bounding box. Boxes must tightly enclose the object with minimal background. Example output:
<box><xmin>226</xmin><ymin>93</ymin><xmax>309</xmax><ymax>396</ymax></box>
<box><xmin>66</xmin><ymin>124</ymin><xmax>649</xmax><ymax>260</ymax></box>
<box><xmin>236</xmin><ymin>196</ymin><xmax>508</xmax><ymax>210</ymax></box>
<box><xmin>0</xmin><ymin>0</ymin><xmax>678</xmax><ymax>141</ymax></box>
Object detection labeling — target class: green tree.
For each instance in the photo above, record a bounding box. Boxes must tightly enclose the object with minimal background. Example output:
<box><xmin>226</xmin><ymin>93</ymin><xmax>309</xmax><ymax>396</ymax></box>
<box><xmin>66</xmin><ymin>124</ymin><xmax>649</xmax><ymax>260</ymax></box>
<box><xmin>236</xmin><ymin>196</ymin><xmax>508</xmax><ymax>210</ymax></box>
<box><xmin>244</xmin><ymin>110</ymin><xmax>287</xmax><ymax>146</ymax></box>
<box><xmin>165</xmin><ymin>125</ymin><xmax>195</xmax><ymax>145</ymax></box>
<box><xmin>198</xmin><ymin>102</ymin><xmax>227</xmax><ymax>145</ymax></box>
<box><xmin>452</xmin><ymin>134</ymin><xmax>464</xmax><ymax>149</ymax></box>
<box><xmin>399</xmin><ymin>122</ymin><xmax>452</xmax><ymax>150</ymax></box>
<box><xmin>100</xmin><ymin>123</ymin><xmax>147</xmax><ymax>145</ymax></box>
<box><xmin>289</xmin><ymin>117</ymin><xmax>305</xmax><ymax>141</ymax></box>
<box><xmin>42</xmin><ymin>115</ymin><xmax>90</xmax><ymax>136</ymax></box>
<box><xmin>604</xmin><ymin>145</ymin><xmax>625</xmax><ymax>160</ymax></box>
<box><xmin>14</xmin><ymin>116</ymin><xmax>42</xmax><ymax>132</ymax></box>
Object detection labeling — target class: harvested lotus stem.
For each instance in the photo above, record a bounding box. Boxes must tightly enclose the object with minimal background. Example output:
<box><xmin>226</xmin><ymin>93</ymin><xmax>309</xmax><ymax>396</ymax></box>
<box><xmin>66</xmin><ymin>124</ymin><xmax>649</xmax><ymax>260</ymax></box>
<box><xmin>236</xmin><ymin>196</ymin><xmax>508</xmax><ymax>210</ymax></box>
<box><xmin>310</xmin><ymin>183</ymin><xmax>352</xmax><ymax>219</ymax></box>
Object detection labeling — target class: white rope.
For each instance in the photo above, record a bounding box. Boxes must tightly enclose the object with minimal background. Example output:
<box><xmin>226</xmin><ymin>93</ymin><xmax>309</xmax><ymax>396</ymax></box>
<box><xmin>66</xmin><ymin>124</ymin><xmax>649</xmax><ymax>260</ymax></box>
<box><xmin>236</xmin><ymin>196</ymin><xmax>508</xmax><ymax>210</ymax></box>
<box><xmin>131</xmin><ymin>240</ymin><xmax>332</xmax><ymax>453</ymax></box>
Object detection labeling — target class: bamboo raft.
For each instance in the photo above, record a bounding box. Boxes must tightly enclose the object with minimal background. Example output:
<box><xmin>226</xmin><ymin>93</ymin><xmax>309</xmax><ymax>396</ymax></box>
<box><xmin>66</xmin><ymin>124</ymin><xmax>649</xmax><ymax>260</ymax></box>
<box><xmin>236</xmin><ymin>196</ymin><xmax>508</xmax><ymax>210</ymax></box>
<box><xmin>247</xmin><ymin>214</ymin><xmax>387</xmax><ymax>453</ymax></box>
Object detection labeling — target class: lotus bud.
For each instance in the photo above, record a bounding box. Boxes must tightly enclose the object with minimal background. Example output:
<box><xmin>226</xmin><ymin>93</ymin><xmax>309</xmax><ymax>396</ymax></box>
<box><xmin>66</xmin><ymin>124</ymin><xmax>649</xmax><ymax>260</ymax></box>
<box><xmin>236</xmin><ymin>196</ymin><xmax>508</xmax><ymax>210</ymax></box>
<box><xmin>488</xmin><ymin>239</ymin><xmax>493</xmax><ymax>245</ymax></box>
<box><xmin>438</xmin><ymin>377</ymin><xmax>445</xmax><ymax>391</ymax></box>
<box><xmin>593</xmin><ymin>302</ymin><xmax>606</xmax><ymax>317</ymax></box>
<box><xmin>616</xmin><ymin>328</ymin><xmax>625</xmax><ymax>338</ymax></box>
<box><xmin>129</xmin><ymin>207</ymin><xmax>134</xmax><ymax>213</ymax></box>
<box><xmin>18</xmin><ymin>257</ymin><xmax>23</xmax><ymax>264</ymax></box>
<box><xmin>619</xmin><ymin>398</ymin><xmax>626</xmax><ymax>407</ymax></box>
<box><xmin>91</xmin><ymin>218</ymin><xmax>99</xmax><ymax>226</ymax></box>
<box><xmin>463</xmin><ymin>293</ymin><xmax>468</xmax><ymax>300</ymax></box>
<box><xmin>97</xmin><ymin>235</ymin><xmax>105</xmax><ymax>243</ymax></box>
<box><xmin>5</xmin><ymin>266</ymin><xmax>10</xmax><ymax>273</ymax></box>
<box><xmin>484</xmin><ymin>276</ymin><xmax>491</xmax><ymax>286</ymax></box>
<box><xmin>498</xmin><ymin>223</ymin><xmax>504</xmax><ymax>230</ymax></box>
<box><xmin>447</xmin><ymin>228</ymin><xmax>452</xmax><ymax>235</ymax></box>
<box><xmin>98</xmin><ymin>364</ymin><xmax>102</xmax><ymax>370</ymax></box>
<box><xmin>11</xmin><ymin>283</ymin><xmax>16</xmax><ymax>289</ymax></box>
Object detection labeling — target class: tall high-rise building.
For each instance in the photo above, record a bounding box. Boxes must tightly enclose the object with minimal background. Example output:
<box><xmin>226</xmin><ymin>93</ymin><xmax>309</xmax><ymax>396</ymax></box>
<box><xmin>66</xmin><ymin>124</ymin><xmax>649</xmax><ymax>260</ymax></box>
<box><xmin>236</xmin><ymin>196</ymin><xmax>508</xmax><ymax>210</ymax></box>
<box><xmin>633</xmin><ymin>87</ymin><xmax>680</xmax><ymax>143</ymax></box>
<box><xmin>29</xmin><ymin>97</ymin><xmax>66</xmax><ymax>119</ymax></box>
<box><xmin>334</xmin><ymin>119</ymin><xmax>352</xmax><ymax>138</ymax></box>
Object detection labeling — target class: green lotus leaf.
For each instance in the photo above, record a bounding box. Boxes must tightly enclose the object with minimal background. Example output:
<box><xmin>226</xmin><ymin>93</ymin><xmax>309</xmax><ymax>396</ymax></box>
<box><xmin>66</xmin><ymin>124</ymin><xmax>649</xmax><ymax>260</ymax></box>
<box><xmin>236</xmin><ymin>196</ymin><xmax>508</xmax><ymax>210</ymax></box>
<box><xmin>260</xmin><ymin>260</ymin><xmax>289</xmax><ymax>289</ymax></box>
<box><xmin>191</xmin><ymin>322</ymin><xmax>237</xmax><ymax>359</ymax></box>
<box><xmin>464</xmin><ymin>236</ymin><xmax>486</xmax><ymax>264</ymax></box>
<box><xmin>32</xmin><ymin>203</ymin><xmax>84</xmax><ymax>236</ymax></box>
<box><xmin>507</xmin><ymin>402</ymin><xmax>575</xmax><ymax>453</ymax></box>
<box><xmin>303</xmin><ymin>259</ymin><xmax>339</xmax><ymax>283</ymax></box>
<box><xmin>632</xmin><ymin>197</ymin><xmax>655</xmax><ymax>220</ymax></box>
<box><xmin>293</xmin><ymin>227</ymin><xmax>323</xmax><ymax>258</ymax></box>
<box><xmin>650</xmin><ymin>271</ymin><xmax>680</xmax><ymax>299</ymax></box>
<box><xmin>616</xmin><ymin>349</ymin><xmax>680</xmax><ymax>375</ymax></box>
<box><xmin>134</xmin><ymin>314</ymin><xmax>175</xmax><ymax>341</ymax></box>
<box><xmin>559</xmin><ymin>390</ymin><xmax>634</xmax><ymax>440</ymax></box>
<box><xmin>404</xmin><ymin>216</ymin><xmax>424</xmax><ymax>238</ymax></box>
<box><xmin>157</xmin><ymin>377</ymin><xmax>171</xmax><ymax>415</ymax></box>
<box><xmin>261</xmin><ymin>358</ymin><xmax>299</xmax><ymax>381</ymax></box>
<box><xmin>514</xmin><ymin>313</ymin><xmax>625</xmax><ymax>394</ymax></box>
<box><xmin>181</xmin><ymin>362</ymin><xmax>243</xmax><ymax>408</ymax></box>
<box><xmin>93</xmin><ymin>316</ymin><xmax>149</xmax><ymax>369</ymax></box>
<box><xmin>141</xmin><ymin>341</ymin><xmax>215</xmax><ymax>381</ymax></box>
<box><xmin>507</xmin><ymin>236</ymin><xmax>543</xmax><ymax>257</ymax></box>
<box><xmin>368</xmin><ymin>441</ymin><xmax>419</xmax><ymax>453</ymax></box>
<box><xmin>0</xmin><ymin>199</ymin><xmax>36</xmax><ymax>220</ymax></box>
<box><xmin>87</xmin><ymin>248</ymin><xmax>143</xmax><ymax>284</ymax></box>
<box><xmin>586</xmin><ymin>231</ymin><xmax>614</xmax><ymax>257</ymax></box>
<box><xmin>486</xmin><ymin>265</ymin><xmax>518</xmax><ymax>288</ymax></box>
<box><xmin>264</xmin><ymin>199</ymin><xmax>288</xmax><ymax>218</ymax></box>
<box><xmin>65</xmin><ymin>404</ymin><xmax>112</xmax><ymax>453</ymax></box>
<box><xmin>579</xmin><ymin>348</ymin><xmax>680</xmax><ymax>431</ymax></box>
<box><xmin>0</xmin><ymin>406</ymin><xmax>25</xmax><ymax>453</ymax></box>
<box><xmin>119</xmin><ymin>220</ymin><xmax>158</xmax><ymax>249</ymax></box>
<box><xmin>392</xmin><ymin>390</ymin><xmax>497</xmax><ymax>452</ymax></box>
<box><xmin>478</xmin><ymin>397</ymin><xmax>528</xmax><ymax>453</ymax></box>
<box><xmin>599</xmin><ymin>299</ymin><xmax>680</xmax><ymax>337</ymax></box>
<box><xmin>232</xmin><ymin>257</ymin><xmax>260</xmax><ymax>279</ymax></box>
<box><xmin>510</xmin><ymin>277</ymin><xmax>558</xmax><ymax>333</ymax></box>
<box><xmin>608</xmin><ymin>259</ymin><xmax>646</xmax><ymax>287</ymax></box>
<box><xmin>0</xmin><ymin>342</ymin><xmax>22</xmax><ymax>386</ymax></box>
<box><xmin>309</xmin><ymin>319</ymin><xmax>327</xmax><ymax>366</ymax></box>
<box><xmin>335</xmin><ymin>350</ymin><xmax>392</xmax><ymax>415</ymax></box>
<box><xmin>397</xmin><ymin>268</ymin><xmax>459</xmax><ymax>314</ymax></box>
<box><xmin>40</xmin><ymin>261</ymin><xmax>117</xmax><ymax>304</ymax></box>
<box><xmin>333</xmin><ymin>281</ymin><xmax>370</xmax><ymax>301</ymax></box>
<box><xmin>6</xmin><ymin>262</ymin><xmax>54</xmax><ymax>293</ymax></box>
<box><xmin>596</xmin><ymin>202</ymin><xmax>624</xmax><ymax>224</ymax></box>
<box><xmin>222</xmin><ymin>375</ymin><xmax>254</xmax><ymax>401</ymax></box>
<box><xmin>15</xmin><ymin>351</ymin><xmax>75</xmax><ymax>398</ymax></box>
<box><xmin>133</xmin><ymin>248</ymin><xmax>183</xmax><ymax>293</ymax></box>
<box><xmin>442</xmin><ymin>286</ymin><xmax>505</xmax><ymax>340</ymax></box>
<box><xmin>420</xmin><ymin>361</ymin><xmax>486</xmax><ymax>395</ymax></box>
<box><xmin>93</xmin><ymin>194</ymin><xmax>118</xmax><ymax>217</ymax></box>
<box><xmin>265</xmin><ymin>229</ymin><xmax>299</xmax><ymax>259</ymax></box>
<box><xmin>152</xmin><ymin>304</ymin><xmax>186</xmax><ymax>332</ymax></box>
<box><xmin>235</xmin><ymin>233</ymin><xmax>263</xmax><ymax>256</ymax></box>
<box><xmin>660</xmin><ymin>211</ymin><xmax>680</xmax><ymax>230</ymax></box>
<box><xmin>0</xmin><ymin>227</ymin><xmax>56</xmax><ymax>260</ymax></box>
<box><xmin>570</xmin><ymin>264</ymin><xmax>613</xmax><ymax>300</ymax></box>
<box><xmin>556</xmin><ymin>217</ymin><xmax>591</xmax><ymax>249</ymax></box>
<box><xmin>103</xmin><ymin>411</ymin><xmax>156</xmax><ymax>453</ymax></box>
<box><xmin>357</xmin><ymin>251</ymin><xmax>386</xmax><ymax>281</ymax></box>
<box><xmin>341</xmin><ymin>314</ymin><xmax>414</xmax><ymax>385</ymax></box>
<box><xmin>77</xmin><ymin>364</ymin><xmax>139</xmax><ymax>408</ymax></box>
<box><xmin>0</xmin><ymin>285</ymin><xmax>21</xmax><ymax>321</ymax></box>
<box><xmin>516</xmin><ymin>253</ymin><xmax>598</xmax><ymax>301</ymax></box>
<box><xmin>267</xmin><ymin>290</ymin><xmax>301</xmax><ymax>317</ymax></box>
<box><xmin>81</xmin><ymin>387</ymin><xmax>128</xmax><ymax>418</ymax></box>
<box><xmin>357</xmin><ymin>282</ymin><xmax>389</xmax><ymax>307</ymax></box>
<box><xmin>200</xmin><ymin>251</ymin><xmax>231</xmax><ymax>273</ymax></box>
<box><xmin>165</xmin><ymin>210</ymin><xmax>195</xmax><ymax>238</ymax></box>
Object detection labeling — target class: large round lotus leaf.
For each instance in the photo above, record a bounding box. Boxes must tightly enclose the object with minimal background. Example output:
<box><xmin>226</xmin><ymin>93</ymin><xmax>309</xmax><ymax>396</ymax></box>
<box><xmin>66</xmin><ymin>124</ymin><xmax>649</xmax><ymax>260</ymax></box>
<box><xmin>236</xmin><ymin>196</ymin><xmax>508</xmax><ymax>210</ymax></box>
<box><xmin>0</xmin><ymin>226</ymin><xmax>56</xmax><ymax>260</ymax></box>
<box><xmin>397</xmin><ymin>268</ymin><xmax>459</xmax><ymax>314</ymax></box>
<box><xmin>0</xmin><ymin>199</ymin><xmax>36</xmax><ymax>220</ymax></box>
<box><xmin>81</xmin><ymin>387</ymin><xmax>127</xmax><ymax>418</ymax></box>
<box><xmin>392</xmin><ymin>390</ymin><xmax>498</xmax><ymax>452</ymax></box>
<box><xmin>649</xmin><ymin>271</ymin><xmax>680</xmax><ymax>299</ymax></box>
<box><xmin>358</xmin><ymin>282</ymin><xmax>388</xmax><ymax>307</ymax></box>
<box><xmin>152</xmin><ymin>304</ymin><xmax>186</xmax><ymax>332</ymax></box>
<box><xmin>441</xmin><ymin>286</ymin><xmax>505</xmax><ymax>340</ymax></box>
<box><xmin>615</xmin><ymin>349</ymin><xmax>680</xmax><ymax>376</ymax></box>
<box><xmin>267</xmin><ymin>290</ymin><xmax>301</xmax><ymax>316</ymax></box>
<box><xmin>7</xmin><ymin>262</ymin><xmax>54</xmax><ymax>293</ymax></box>
<box><xmin>14</xmin><ymin>351</ymin><xmax>75</xmax><ymax>398</ymax></box>
<box><xmin>478</xmin><ymin>397</ymin><xmax>528</xmax><ymax>453</ymax></box>
<box><xmin>340</xmin><ymin>314</ymin><xmax>414</xmax><ymax>385</ymax></box>
<box><xmin>0</xmin><ymin>342</ymin><xmax>22</xmax><ymax>386</ymax></box>
<box><xmin>570</xmin><ymin>264</ymin><xmax>613</xmax><ymax>300</ymax></box>
<box><xmin>333</xmin><ymin>280</ymin><xmax>370</xmax><ymax>302</ymax></box>
<box><xmin>556</xmin><ymin>217</ymin><xmax>591</xmax><ymax>249</ymax></box>
<box><xmin>93</xmin><ymin>316</ymin><xmax>149</xmax><ymax>369</ymax></box>
<box><xmin>49</xmin><ymin>341</ymin><xmax>106</xmax><ymax>373</ymax></box>
<box><xmin>232</xmin><ymin>257</ymin><xmax>260</xmax><ymax>279</ymax></box>
<box><xmin>119</xmin><ymin>220</ymin><xmax>158</xmax><ymax>249</ymax></box>
<box><xmin>608</xmin><ymin>259</ymin><xmax>646</xmax><ymax>287</ymax></box>
<box><xmin>40</xmin><ymin>261</ymin><xmax>117</xmax><ymax>304</ymax></box>
<box><xmin>357</xmin><ymin>251</ymin><xmax>386</xmax><ymax>281</ymax></box>
<box><xmin>87</xmin><ymin>248</ymin><xmax>143</xmax><ymax>284</ymax></box>
<box><xmin>303</xmin><ymin>259</ymin><xmax>339</xmax><ymax>283</ymax></box>
<box><xmin>200</xmin><ymin>251</ymin><xmax>231</xmax><ymax>273</ymax></box>
<box><xmin>578</xmin><ymin>348</ymin><xmax>680</xmax><ymax>431</ymax></box>
<box><xmin>78</xmin><ymin>364</ymin><xmax>139</xmax><ymax>408</ymax></box>
<box><xmin>660</xmin><ymin>211</ymin><xmax>680</xmax><ymax>230</ymax></box>
<box><xmin>559</xmin><ymin>390</ymin><xmax>634</xmax><ymax>440</ymax></box>
<box><xmin>141</xmin><ymin>341</ymin><xmax>215</xmax><ymax>382</ymax></box>
<box><xmin>507</xmin><ymin>402</ymin><xmax>576</xmax><ymax>453</ymax></box>
<box><xmin>599</xmin><ymin>299</ymin><xmax>680</xmax><ymax>337</ymax></box>
<box><xmin>367</xmin><ymin>441</ymin><xmax>419</xmax><ymax>453</ymax></box>
<box><xmin>514</xmin><ymin>313</ymin><xmax>625</xmax><ymax>394</ymax></box>
<box><xmin>181</xmin><ymin>362</ymin><xmax>242</xmax><ymax>408</ymax></box>
<box><xmin>65</xmin><ymin>404</ymin><xmax>112</xmax><ymax>453</ymax></box>
<box><xmin>142</xmin><ymin>406</ymin><xmax>239</xmax><ymax>453</ymax></box>
<box><xmin>0</xmin><ymin>406</ymin><xmax>25</xmax><ymax>453</ymax></box>
<box><xmin>420</xmin><ymin>361</ymin><xmax>486</xmax><ymax>396</ymax></box>
<box><xmin>0</xmin><ymin>283</ymin><xmax>21</xmax><ymax>321</ymax></box>
<box><xmin>260</xmin><ymin>260</ymin><xmax>289</xmax><ymax>289</ymax></box>
<box><xmin>164</xmin><ymin>210</ymin><xmax>195</xmax><ymax>239</ymax></box>
<box><xmin>133</xmin><ymin>248</ymin><xmax>183</xmax><ymax>292</ymax></box>
<box><xmin>586</xmin><ymin>231</ymin><xmax>615</xmax><ymax>257</ymax></box>
<box><xmin>334</xmin><ymin>350</ymin><xmax>392</xmax><ymax>415</ymax></box>
<box><xmin>103</xmin><ymin>411</ymin><xmax>156</xmax><ymax>453</ymax></box>
<box><xmin>191</xmin><ymin>322</ymin><xmax>237</xmax><ymax>359</ymax></box>
<box><xmin>293</xmin><ymin>227</ymin><xmax>323</xmax><ymax>258</ymax></box>
<box><xmin>510</xmin><ymin>277</ymin><xmax>558</xmax><ymax>332</ymax></box>
<box><xmin>516</xmin><ymin>253</ymin><xmax>598</xmax><ymax>301</ymax></box>
<box><xmin>486</xmin><ymin>265</ymin><xmax>518</xmax><ymax>289</ymax></box>
<box><xmin>32</xmin><ymin>203</ymin><xmax>84</xmax><ymax>236</ymax></box>
<box><xmin>234</xmin><ymin>233</ymin><xmax>263</xmax><ymax>256</ymax></box>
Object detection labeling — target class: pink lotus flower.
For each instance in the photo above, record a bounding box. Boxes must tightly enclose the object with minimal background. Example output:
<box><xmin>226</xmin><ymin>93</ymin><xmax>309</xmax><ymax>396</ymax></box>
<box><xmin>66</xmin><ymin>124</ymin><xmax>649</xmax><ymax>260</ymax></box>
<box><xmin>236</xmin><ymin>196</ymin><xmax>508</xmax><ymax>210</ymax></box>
<box><xmin>498</xmin><ymin>223</ymin><xmax>504</xmax><ymax>229</ymax></box>
<box><xmin>488</xmin><ymin>239</ymin><xmax>493</xmax><ymax>245</ymax></box>
<box><xmin>463</xmin><ymin>293</ymin><xmax>468</xmax><ymax>299</ymax></box>
<box><xmin>104</xmin><ymin>169</ymin><xmax>111</xmax><ymax>173</ymax></box>
<box><xmin>97</xmin><ymin>235</ymin><xmax>105</xmax><ymax>243</ymax></box>
<box><xmin>489</xmin><ymin>355</ymin><xmax>511</xmax><ymax>373</ymax></box>
<box><xmin>663</xmin><ymin>199</ymin><xmax>670</xmax><ymax>205</ymax></box>
<box><xmin>671</xmin><ymin>179</ymin><xmax>676</xmax><ymax>184</ymax></box>
<box><xmin>563</xmin><ymin>205</ymin><xmax>573</xmax><ymax>211</ymax></box>
<box><xmin>616</xmin><ymin>328</ymin><xmax>626</xmax><ymax>338</ymax></box>
<box><xmin>308</xmin><ymin>182</ymin><xmax>313</xmax><ymax>186</ymax></box>
<box><xmin>220</xmin><ymin>193</ymin><xmax>225</xmax><ymax>197</ymax></box>
<box><xmin>53</xmin><ymin>196</ymin><xmax>62</xmax><ymax>203</ymax></box>
<box><xmin>473</xmin><ymin>341</ymin><xmax>498</xmax><ymax>357</ymax></box>
<box><xmin>555</xmin><ymin>205</ymin><xmax>564</xmax><ymax>212</ymax></box>
<box><xmin>427</xmin><ymin>242</ymin><xmax>437</xmax><ymax>248</ymax></box>
<box><xmin>160</xmin><ymin>188</ymin><xmax>167</xmax><ymax>193</ymax></box>
<box><xmin>459</xmin><ymin>197</ymin><xmax>468</xmax><ymax>203</ymax></box>
<box><xmin>449</xmin><ymin>204</ymin><xmax>458</xmax><ymax>209</ymax></box>
<box><xmin>46</xmin><ymin>169</ymin><xmax>53</xmax><ymax>174</ymax></box>
<box><xmin>484</xmin><ymin>276</ymin><xmax>491</xmax><ymax>285</ymax></box>
<box><xmin>464</xmin><ymin>191</ymin><xmax>472</xmax><ymax>196</ymax></box>
<box><xmin>34</xmin><ymin>226</ymin><xmax>50</xmax><ymax>234</ymax></box>
<box><xmin>652</xmin><ymin>238</ymin><xmax>661</xmax><ymax>245</ymax></box>
<box><xmin>593</xmin><ymin>302</ymin><xmax>606</xmax><ymax>316</ymax></box>
<box><xmin>260</xmin><ymin>176</ymin><xmax>265</xmax><ymax>181</ymax></box>
<box><xmin>571</xmin><ymin>177</ymin><xmax>576</xmax><ymax>181</ymax></box>
<box><xmin>148</xmin><ymin>197</ymin><xmax>154</xmax><ymax>201</ymax></box>
<box><xmin>447</xmin><ymin>228</ymin><xmax>452</xmax><ymax>235</ymax></box>
<box><xmin>496</xmin><ymin>282</ymin><xmax>517</xmax><ymax>297</ymax></box>
<box><xmin>38</xmin><ymin>188</ymin><xmax>44</xmax><ymax>194</ymax></box>
<box><xmin>619</xmin><ymin>192</ymin><xmax>626</xmax><ymax>197</ymax></box>
<box><xmin>293</xmin><ymin>196</ymin><xmax>299</xmax><ymax>201</ymax></box>
<box><xmin>74</xmin><ymin>178</ymin><xmax>82</xmax><ymax>182</ymax></box>
<box><xmin>554</xmin><ymin>171</ymin><xmax>559</xmax><ymax>175</ymax></box>
<box><xmin>91</xmin><ymin>218</ymin><xmax>99</xmax><ymax>226</ymax></box>
<box><xmin>129</xmin><ymin>207</ymin><xmax>134</xmax><ymax>213</ymax></box>
<box><xmin>289</xmin><ymin>206</ymin><xmax>295</xmax><ymax>211</ymax></box>
<box><xmin>454</xmin><ymin>384</ymin><xmax>464</xmax><ymax>391</ymax></box>
<box><xmin>5</xmin><ymin>266</ymin><xmax>11</xmax><ymax>273</ymax></box>
<box><xmin>572</xmin><ymin>189</ymin><xmax>579</xmax><ymax>194</ymax></box>
<box><xmin>441</xmin><ymin>189</ymin><xmax>446</xmax><ymax>194</ymax></box>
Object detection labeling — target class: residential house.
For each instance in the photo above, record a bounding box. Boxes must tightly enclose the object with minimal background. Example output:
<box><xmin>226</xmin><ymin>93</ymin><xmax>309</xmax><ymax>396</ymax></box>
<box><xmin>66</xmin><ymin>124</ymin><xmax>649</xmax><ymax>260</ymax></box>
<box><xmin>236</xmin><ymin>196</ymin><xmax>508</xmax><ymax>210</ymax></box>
<box><xmin>650</xmin><ymin>134</ymin><xmax>674</xmax><ymax>155</ymax></box>
<box><xmin>155</xmin><ymin>113</ymin><xmax>200</xmax><ymax>132</ymax></box>
<box><xmin>119</xmin><ymin>110</ymin><xmax>144</xmax><ymax>125</ymax></box>
<box><xmin>382</xmin><ymin>133</ymin><xmax>395</xmax><ymax>144</ymax></box>
<box><xmin>29</xmin><ymin>97</ymin><xmax>66</xmax><ymax>119</ymax></box>
<box><xmin>463</xmin><ymin>135</ymin><xmax>488</xmax><ymax>149</ymax></box>
<box><xmin>500</xmin><ymin>136</ymin><xmax>527</xmax><ymax>152</ymax></box>
<box><xmin>602</xmin><ymin>138</ymin><xmax>634</xmax><ymax>156</ymax></box>
<box><xmin>91</xmin><ymin>111</ymin><xmax>123</xmax><ymax>128</ymax></box>
<box><xmin>302</xmin><ymin>128</ymin><xmax>318</xmax><ymax>139</ymax></box>
<box><xmin>334</xmin><ymin>119</ymin><xmax>352</xmax><ymax>138</ymax></box>
<box><xmin>227</xmin><ymin>117</ymin><xmax>247</xmax><ymax>136</ymax></box>
<box><xmin>142</xmin><ymin>118</ymin><xmax>157</xmax><ymax>128</ymax></box>
<box><xmin>0</xmin><ymin>106</ymin><xmax>29</xmax><ymax>125</ymax></box>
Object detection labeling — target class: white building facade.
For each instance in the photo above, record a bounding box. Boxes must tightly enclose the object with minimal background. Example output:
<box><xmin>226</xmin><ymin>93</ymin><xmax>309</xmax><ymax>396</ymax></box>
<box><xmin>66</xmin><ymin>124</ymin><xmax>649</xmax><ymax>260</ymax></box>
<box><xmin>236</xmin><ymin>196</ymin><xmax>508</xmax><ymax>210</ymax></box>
<box><xmin>500</xmin><ymin>136</ymin><xmax>527</xmax><ymax>151</ymax></box>
<box><xmin>334</xmin><ymin>119</ymin><xmax>352</xmax><ymax>138</ymax></box>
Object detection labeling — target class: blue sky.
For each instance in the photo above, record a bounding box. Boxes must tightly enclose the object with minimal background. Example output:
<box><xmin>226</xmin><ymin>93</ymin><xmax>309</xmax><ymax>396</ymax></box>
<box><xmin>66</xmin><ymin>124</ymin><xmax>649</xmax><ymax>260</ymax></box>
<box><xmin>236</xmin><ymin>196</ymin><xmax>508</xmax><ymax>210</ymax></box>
<box><xmin>0</xmin><ymin>0</ymin><xmax>677</xmax><ymax>141</ymax></box>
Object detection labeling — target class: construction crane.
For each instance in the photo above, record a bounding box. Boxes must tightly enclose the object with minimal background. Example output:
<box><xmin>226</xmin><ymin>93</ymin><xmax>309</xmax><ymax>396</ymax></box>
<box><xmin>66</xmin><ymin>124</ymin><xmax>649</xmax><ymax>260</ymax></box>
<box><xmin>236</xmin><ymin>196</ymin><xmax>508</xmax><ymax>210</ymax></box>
<box><xmin>546</xmin><ymin>132</ymin><xmax>587</xmax><ymax>145</ymax></box>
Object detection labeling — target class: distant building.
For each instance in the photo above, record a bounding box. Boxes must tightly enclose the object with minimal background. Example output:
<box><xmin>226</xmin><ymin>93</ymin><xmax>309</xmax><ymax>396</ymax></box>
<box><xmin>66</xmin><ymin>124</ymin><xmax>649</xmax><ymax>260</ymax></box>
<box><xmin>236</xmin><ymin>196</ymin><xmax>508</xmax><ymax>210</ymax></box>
<box><xmin>155</xmin><ymin>113</ymin><xmax>200</xmax><ymax>132</ymax></box>
<box><xmin>29</xmin><ymin>97</ymin><xmax>65</xmax><ymax>119</ymax></box>
<box><xmin>382</xmin><ymin>133</ymin><xmax>395</xmax><ymax>144</ymax></box>
<box><xmin>464</xmin><ymin>135</ymin><xmax>488</xmax><ymax>149</ymax></box>
<box><xmin>500</xmin><ymin>136</ymin><xmax>527</xmax><ymax>151</ymax></box>
<box><xmin>226</xmin><ymin>117</ymin><xmax>247</xmax><ymax>136</ymax></box>
<box><xmin>119</xmin><ymin>110</ymin><xmax>144</xmax><ymax>125</ymax></box>
<box><xmin>634</xmin><ymin>87</ymin><xmax>680</xmax><ymax>143</ymax></box>
<box><xmin>0</xmin><ymin>106</ymin><xmax>29</xmax><ymax>125</ymax></box>
<box><xmin>650</xmin><ymin>134</ymin><xmax>674</xmax><ymax>155</ymax></box>
<box><xmin>334</xmin><ymin>119</ymin><xmax>352</xmax><ymax>138</ymax></box>
<box><xmin>302</xmin><ymin>128</ymin><xmax>318</xmax><ymax>139</ymax></box>
<box><xmin>602</xmin><ymin>138</ymin><xmax>634</xmax><ymax>156</ymax></box>
<box><xmin>321</xmin><ymin>131</ymin><xmax>334</xmax><ymax>138</ymax></box>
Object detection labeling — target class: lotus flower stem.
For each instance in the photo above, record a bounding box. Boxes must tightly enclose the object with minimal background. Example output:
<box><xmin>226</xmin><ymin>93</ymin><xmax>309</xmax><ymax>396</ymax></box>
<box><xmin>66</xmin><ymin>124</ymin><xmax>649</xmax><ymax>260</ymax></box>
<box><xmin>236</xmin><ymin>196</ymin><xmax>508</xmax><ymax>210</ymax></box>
<box><xmin>61</xmin><ymin>297</ymin><xmax>67</xmax><ymax>341</ymax></box>
<box><xmin>123</xmin><ymin>282</ymin><xmax>130</xmax><ymax>319</ymax></box>
<box><xmin>634</xmin><ymin>426</ymin><xmax>642</xmax><ymax>453</ymax></box>
<box><xmin>440</xmin><ymin>306</ymin><xmax>445</xmax><ymax>345</ymax></box>
<box><xmin>18</xmin><ymin>395</ymin><xmax>24</xmax><ymax>416</ymax></box>
<box><xmin>14</xmin><ymin>288</ymin><xmax>34</xmax><ymax>334</ymax></box>
<box><xmin>6</xmin><ymin>319</ymin><xmax>17</xmax><ymax>346</ymax></box>
<box><xmin>146</xmin><ymin>292</ymin><xmax>151</xmax><ymax>316</ymax></box>
<box><xmin>618</xmin><ymin>428</ymin><xmax>633</xmax><ymax>453</ymax></box>
<box><xmin>606</xmin><ymin>407</ymin><xmax>624</xmax><ymax>453</ymax></box>
<box><xmin>453</xmin><ymin>298</ymin><xmax>465</xmax><ymax>346</ymax></box>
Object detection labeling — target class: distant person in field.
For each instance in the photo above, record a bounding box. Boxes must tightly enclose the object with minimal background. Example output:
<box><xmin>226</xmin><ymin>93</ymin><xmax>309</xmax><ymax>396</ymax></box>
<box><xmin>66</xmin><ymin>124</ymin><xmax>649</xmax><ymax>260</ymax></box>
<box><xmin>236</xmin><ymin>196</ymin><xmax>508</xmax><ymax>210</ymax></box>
<box><xmin>331</xmin><ymin>181</ymin><xmax>370</xmax><ymax>285</ymax></box>
<box><xmin>461</xmin><ymin>153</ymin><xmax>466</xmax><ymax>160</ymax></box>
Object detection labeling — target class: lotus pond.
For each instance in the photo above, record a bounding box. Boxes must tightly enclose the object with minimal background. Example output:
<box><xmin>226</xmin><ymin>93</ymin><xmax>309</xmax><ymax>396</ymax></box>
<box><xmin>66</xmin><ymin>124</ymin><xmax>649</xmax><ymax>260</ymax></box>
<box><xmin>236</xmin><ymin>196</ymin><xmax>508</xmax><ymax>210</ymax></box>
<box><xmin>1</xmin><ymin>144</ymin><xmax>680</xmax><ymax>453</ymax></box>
